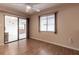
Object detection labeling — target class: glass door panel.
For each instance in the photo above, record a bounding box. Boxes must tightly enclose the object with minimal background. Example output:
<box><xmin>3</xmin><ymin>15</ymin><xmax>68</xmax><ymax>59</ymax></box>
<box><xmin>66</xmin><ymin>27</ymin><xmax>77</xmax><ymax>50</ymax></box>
<box><xmin>19</xmin><ymin>18</ymin><xmax>27</xmax><ymax>39</ymax></box>
<box><xmin>5</xmin><ymin>16</ymin><xmax>18</xmax><ymax>42</ymax></box>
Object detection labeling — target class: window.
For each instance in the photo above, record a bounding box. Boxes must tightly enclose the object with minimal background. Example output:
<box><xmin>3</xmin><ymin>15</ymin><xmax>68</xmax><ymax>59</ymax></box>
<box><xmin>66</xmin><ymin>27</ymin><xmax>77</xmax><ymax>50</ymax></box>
<box><xmin>40</xmin><ymin>14</ymin><xmax>56</xmax><ymax>32</ymax></box>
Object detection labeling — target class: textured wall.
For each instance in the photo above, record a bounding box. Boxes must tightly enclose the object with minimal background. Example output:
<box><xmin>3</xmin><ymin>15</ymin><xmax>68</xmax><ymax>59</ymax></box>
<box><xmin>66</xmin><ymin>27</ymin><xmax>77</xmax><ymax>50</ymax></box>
<box><xmin>30</xmin><ymin>4</ymin><xmax>79</xmax><ymax>51</ymax></box>
<box><xmin>0</xmin><ymin>13</ymin><xmax>4</xmax><ymax>45</ymax></box>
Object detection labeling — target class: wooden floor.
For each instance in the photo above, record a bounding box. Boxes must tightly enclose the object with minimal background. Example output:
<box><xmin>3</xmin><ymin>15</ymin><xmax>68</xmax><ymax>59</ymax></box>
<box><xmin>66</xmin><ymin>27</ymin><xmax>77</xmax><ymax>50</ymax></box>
<box><xmin>0</xmin><ymin>39</ymin><xmax>79</xmax><ymax>55</ymax></box>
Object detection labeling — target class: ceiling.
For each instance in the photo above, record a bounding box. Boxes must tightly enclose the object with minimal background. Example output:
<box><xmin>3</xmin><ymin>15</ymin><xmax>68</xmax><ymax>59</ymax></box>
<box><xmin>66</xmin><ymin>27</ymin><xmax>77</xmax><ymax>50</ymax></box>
<box><xmin>0</xmin><ymin>3</ymin><xmax>62</xmax><ymax>15</ymax></box>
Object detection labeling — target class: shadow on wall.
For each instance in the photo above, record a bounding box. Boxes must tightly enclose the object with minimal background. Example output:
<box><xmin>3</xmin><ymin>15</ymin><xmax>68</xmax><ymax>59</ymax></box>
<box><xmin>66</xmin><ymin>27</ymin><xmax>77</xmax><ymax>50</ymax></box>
<box><xmin>71</xmin><ymin>31</ymin><xmax>79</xmax><ymax>48</ymax></box>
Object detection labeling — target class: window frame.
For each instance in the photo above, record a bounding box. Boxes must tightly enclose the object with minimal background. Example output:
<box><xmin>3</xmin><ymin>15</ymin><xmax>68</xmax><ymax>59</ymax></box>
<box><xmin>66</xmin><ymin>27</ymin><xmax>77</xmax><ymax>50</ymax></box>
<box><xmin>39</xmin><ymin>12</ymin><xmax>57</xmax><ymax>33</ymax></box>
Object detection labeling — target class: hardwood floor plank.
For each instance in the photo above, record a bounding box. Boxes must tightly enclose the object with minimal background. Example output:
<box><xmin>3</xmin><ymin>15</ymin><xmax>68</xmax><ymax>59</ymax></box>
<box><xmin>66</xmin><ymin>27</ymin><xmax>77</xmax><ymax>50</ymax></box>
<box><xmin>0</xmin><ymin>39</ymin><xmax>79</xmax><ymax>55</ymax></box>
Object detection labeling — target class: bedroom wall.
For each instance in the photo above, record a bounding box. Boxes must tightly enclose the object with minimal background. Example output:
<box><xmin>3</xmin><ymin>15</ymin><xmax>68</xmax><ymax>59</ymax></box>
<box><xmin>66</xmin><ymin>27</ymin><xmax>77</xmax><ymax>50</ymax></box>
<box><xmin>29</xmin><ymin>4</ymin><xmax>79</xmax><ymax>51</ymax></box>
<box><xmin>0</xmin><ymin>13</ymin><xmax>4</xmax><ymax>45</ymax></box>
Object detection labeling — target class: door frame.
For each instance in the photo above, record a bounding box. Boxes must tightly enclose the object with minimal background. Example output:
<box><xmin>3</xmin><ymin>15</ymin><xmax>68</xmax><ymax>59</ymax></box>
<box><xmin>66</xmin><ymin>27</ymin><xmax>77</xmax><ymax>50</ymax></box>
<box><xmin>4</xmin><ymin>15</ymin><xmax>28</xmax><ymax>44</ymax></box>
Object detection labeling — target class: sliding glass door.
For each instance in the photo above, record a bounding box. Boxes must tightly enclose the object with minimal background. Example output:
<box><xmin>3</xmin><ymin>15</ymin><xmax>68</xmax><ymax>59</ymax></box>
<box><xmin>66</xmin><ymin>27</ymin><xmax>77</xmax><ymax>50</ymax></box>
<box><xmin>19</xmin><ymin>18</ymin><xmax>27</xmax><ymax>39</ymax></box>
<box><xmin>5</xmin><ymin>16</ymin><xmax>18</xmax><ymax>43</ymax></box>
<box><xmin>4</xmin><ymin>15</ymin><xmax>27</xmax><ymax>43</ymax></box>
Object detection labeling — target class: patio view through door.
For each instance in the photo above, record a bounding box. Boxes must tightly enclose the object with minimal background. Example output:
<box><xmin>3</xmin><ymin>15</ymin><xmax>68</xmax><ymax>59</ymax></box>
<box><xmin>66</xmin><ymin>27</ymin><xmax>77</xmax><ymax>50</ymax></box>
<box><xmin>19</xmin><ymin>18</ymin><xmax>27</xmax><ymax>39</ymax></box>
<box><xmin>4</xmin><ymin>15</ymin><xmax>27</xmax><ymax>43</ymax></box>
<box><xmin>5</xmin><ymin>16</ymin><xmax>18</xmax><ymax>43</ymax></box>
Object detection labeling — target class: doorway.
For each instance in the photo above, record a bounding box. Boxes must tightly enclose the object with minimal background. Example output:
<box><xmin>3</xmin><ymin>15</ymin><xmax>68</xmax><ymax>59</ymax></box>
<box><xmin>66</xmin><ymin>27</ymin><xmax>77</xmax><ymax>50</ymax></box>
<box><xmin>4</xmin><ymin>15</ymin><xmax>27</xmax><ymax>43</ymax></box>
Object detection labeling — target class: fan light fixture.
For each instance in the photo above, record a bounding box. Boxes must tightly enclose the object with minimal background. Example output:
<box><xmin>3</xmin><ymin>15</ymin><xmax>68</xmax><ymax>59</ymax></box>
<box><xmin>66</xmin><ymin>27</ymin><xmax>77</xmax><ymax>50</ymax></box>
<box><xmin>26</xmin><ymin>4</ymin><xmax>40</xmax><ymax>13</ymax></box>
<box><xmin>26</xmin><ymin>5</ymin><xmax>32</xmax><ymax>12</ymax></box>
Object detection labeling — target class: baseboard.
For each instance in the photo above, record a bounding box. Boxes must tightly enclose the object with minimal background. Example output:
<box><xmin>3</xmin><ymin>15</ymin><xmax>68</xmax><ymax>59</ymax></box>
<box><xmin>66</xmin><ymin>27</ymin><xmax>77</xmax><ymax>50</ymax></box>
<box><xmin>19</xmin><ymin>38</ymin><xmax>26</xmax><ymax>40</ymax></box>
<box><xmin>5</xmin><ymin>40</ymin><xmax>18</xmax><ymax>44</ymax></box>
<box><xmin>5</xmin><ymin>38</ymin><xmax>26</xmax><ymax>44</ymax></box>
<box><xmin>30</xmin><ymin>37</ymin><xmax>79</xmax><ymax>51</ymax></box>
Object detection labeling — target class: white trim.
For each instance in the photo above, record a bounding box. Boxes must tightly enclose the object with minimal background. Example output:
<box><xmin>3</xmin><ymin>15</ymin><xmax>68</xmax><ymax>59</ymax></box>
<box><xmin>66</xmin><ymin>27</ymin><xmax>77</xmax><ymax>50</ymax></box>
<box><xmin>30</xmin><ymin>37</ymin><xmax>79</xmax><ymax>51</ymax></box>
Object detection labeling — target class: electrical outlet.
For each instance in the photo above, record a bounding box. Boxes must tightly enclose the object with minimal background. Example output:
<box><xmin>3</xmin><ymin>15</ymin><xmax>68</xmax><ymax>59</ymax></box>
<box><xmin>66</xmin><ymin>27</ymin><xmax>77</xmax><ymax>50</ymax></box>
<box><xmin>69</xmin><ymin>38</ymin><xmax>73</xmax><ymax>44</ymax></box>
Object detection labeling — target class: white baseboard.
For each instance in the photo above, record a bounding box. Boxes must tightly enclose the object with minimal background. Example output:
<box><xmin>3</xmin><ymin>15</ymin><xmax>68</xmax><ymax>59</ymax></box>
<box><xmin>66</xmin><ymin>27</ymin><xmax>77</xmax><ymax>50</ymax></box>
<box><xmin>30</xmin><ymin>37</ymin><xmax>79</xmax><ymax>51</ymax></box>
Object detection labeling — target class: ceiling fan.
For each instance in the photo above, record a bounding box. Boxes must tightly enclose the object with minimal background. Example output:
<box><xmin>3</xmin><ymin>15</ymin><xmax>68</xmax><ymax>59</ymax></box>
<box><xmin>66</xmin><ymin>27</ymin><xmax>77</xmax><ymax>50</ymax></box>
<box><xmin>25</xmin><ymin>3</ymin><xmax>40</xmax><ymax>13</ymax></box>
